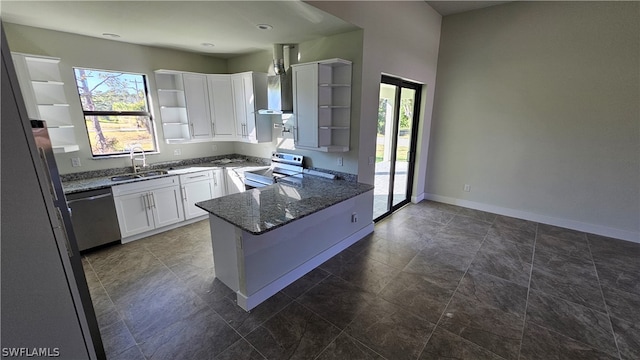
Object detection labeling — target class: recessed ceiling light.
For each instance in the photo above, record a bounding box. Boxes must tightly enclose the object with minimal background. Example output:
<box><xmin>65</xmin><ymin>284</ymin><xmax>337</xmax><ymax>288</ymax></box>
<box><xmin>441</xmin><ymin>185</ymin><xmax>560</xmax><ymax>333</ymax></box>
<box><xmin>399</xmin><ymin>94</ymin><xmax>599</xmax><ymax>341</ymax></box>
<box><xmin>201</xmin><ymin>43</ymin><xmax>215</xmax><ymax>47</ymax></box>
<box><xmin>256</xmin><ymin>24</ymin><xmax>273</xmax><ymax>31</ymax></box>
<box><xmin>102</xmin><ymin>33</ymin><xmax>121</xmax><ymax>38</ymax></box>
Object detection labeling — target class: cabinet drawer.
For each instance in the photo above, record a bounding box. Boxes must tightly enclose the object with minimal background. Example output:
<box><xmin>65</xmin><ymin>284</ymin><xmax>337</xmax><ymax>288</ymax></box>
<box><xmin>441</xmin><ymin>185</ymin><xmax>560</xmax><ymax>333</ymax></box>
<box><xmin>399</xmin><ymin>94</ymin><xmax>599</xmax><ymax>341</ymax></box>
<box><xmin>179</xmin><ymin>170</ymin><xmax>213</xmax><ymax>184</ymax></box>
<box><xmin>112</xmin><ymin>176</ymin><xmax>179</xmax><ymax>196</ymax></box>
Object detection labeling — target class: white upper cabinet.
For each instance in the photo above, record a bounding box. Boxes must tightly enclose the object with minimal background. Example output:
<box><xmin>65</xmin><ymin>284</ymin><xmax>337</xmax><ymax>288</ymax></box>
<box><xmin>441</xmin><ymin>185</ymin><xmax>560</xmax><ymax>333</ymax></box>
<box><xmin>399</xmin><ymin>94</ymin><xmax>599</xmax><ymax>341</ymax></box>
<box><xmin>207</xmin><ymin>74</ymin><xmax>236</xmax><ymax>139</ymax></box>
<box><xmin>231</xmin><ymin>72</ymin><xmax>271</xmax><ymax>143</ymax></box>
<box><xmin>292</xmin><ymin>63</ymin><xmax>319</xmax><ymax>148</ymax></box>
<box><xmin>155</xmin><ymin>71</ymin><xmax>191</xmax><ymax>143</ymax></box>
<box><xmin>156</xmin><ymin>70</ymin><xmax>215</xmax><ymax>143</ymax></box>
<box><xmin>182</xmin><ymin>73</ymin><xmax>213</xmax><ymax>140</ymax></box>
<box><xmin>292</xmin><ymin>58</ymin><xmax>352</xmax><ymax>152</ymax></box>
<box><xmin>12</xmin><ymin>53</ymin><xmax>79</xmax><ymax>153</ymax></box>
<box><xmin>156</xmin><ymin>70</ymin><xmax>272</xmax><ymax>144</ymax></box>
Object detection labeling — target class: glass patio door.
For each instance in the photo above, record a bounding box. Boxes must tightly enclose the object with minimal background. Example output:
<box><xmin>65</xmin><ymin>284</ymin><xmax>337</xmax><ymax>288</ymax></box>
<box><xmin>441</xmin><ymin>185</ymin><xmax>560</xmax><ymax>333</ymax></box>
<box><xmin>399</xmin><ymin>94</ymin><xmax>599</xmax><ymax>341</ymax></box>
<box><xmin>373</xmin><ymin>76</ymin><xmax>421</xmax><ymax>221</ymax></box>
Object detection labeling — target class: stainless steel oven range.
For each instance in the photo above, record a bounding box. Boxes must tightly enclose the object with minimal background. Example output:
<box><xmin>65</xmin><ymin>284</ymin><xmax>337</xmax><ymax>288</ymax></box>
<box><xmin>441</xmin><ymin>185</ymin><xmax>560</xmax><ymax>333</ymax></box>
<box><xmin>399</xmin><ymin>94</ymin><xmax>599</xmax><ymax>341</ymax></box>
<box><xmin>244</xmin><ymin>152</ymin><xmax>304</xmax><ymax>189</ymax></box>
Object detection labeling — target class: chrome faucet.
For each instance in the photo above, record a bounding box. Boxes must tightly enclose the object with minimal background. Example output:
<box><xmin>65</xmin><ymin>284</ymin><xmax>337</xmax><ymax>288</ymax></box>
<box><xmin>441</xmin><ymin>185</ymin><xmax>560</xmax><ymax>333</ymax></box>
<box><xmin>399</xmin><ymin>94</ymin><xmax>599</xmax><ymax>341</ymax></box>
<box><xmin>130</xmin><ymin>145</ymin><xmax>146</xmax><ymax>173</ymax></box>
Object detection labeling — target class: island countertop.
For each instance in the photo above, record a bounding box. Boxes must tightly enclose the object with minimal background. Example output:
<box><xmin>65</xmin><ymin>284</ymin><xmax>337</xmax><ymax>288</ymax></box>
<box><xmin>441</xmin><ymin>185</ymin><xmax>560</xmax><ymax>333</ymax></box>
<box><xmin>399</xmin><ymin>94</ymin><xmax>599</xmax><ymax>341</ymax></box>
<box><xmin>196</xmin><ymin>176</ymin><xmax>374</xmax><ymax>235</ymax></box>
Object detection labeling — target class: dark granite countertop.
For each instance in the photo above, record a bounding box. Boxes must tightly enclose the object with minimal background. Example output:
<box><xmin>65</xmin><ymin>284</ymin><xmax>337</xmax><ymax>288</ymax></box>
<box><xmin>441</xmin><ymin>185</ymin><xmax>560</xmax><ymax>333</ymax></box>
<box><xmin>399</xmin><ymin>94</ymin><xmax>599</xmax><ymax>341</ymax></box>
<box><xmin>195</xmin><ymin>176</ymin><xmax>374</xmax><ymax>235</ymax></box>
<box><xmin>62</xmin><ymin>161</ymin><xmax>268</xmax><ymax>194</ymax></box>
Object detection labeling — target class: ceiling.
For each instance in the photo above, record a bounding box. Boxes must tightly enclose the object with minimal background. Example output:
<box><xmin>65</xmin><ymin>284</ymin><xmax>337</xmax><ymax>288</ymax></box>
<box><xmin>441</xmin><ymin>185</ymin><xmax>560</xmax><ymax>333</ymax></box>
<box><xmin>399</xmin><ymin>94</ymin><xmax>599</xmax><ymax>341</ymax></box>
<box><xmin>1</xmin><ymin>1</ymin><xmax>512</xmax><ymax>58</ymax></box>
<box><xmin>426</xmin><ymin>1</ymin><xmax>513</xmax><ymax>16</ymax></box>
<box><xmin>0</xmin><ymin>1</ymin><xmax>358</xmax><ymax>58</ymax></box>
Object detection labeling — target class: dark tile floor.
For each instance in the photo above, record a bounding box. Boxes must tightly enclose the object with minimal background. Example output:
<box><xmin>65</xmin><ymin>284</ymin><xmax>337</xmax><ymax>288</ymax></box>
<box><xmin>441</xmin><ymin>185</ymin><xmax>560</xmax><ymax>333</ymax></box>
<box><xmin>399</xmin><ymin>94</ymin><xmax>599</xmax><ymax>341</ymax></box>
<box><xmin>82</xmin><ymin>200</ymin><xmax>640</xmax><ymax>360</ymax></box>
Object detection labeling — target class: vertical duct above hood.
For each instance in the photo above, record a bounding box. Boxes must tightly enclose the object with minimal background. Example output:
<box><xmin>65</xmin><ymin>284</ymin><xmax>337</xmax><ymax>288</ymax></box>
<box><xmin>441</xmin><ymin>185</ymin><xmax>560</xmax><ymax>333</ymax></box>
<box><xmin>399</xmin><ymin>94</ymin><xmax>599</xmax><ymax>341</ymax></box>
<box><xmin>258</xmin><ymin>44</ymin><xmax>294</xmax><ymax>114</ymax></box>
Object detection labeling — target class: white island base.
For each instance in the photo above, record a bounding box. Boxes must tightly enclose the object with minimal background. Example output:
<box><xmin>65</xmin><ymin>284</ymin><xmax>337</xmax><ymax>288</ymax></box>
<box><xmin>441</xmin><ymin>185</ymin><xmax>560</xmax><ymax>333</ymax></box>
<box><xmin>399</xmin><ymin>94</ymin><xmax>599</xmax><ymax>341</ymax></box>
<box><xmin>209</xmin><ymin>191</ymin><xmax>373</xmax><ymax>311</ymax></box>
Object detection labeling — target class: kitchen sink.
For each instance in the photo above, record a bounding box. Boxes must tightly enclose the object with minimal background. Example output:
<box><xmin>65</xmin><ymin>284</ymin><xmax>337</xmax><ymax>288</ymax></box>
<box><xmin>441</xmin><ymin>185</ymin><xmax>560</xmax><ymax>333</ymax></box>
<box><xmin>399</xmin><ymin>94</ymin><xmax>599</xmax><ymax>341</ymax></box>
<box><xmin>110</xmin><ymin>169</ymin><xmax>169</xmax><ymax>182</ymax></box>
<box><xmin>138</xmin><ymin>170</ymin><xmax>169</xmax><ymax>177</ymax></box>
<box><xmin>110</xmin><ymin>174</ymin><xmax>139</xmax><ymax>181</ymax></box>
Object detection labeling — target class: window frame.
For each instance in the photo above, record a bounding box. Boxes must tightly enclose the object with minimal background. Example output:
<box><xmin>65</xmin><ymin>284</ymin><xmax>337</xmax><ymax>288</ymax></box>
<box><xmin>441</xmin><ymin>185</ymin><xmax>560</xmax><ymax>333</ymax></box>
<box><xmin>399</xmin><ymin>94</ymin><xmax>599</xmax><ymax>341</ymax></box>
<box><xmin>72</xmin><ymin>67</ymin><xmax>159</xmax><ymax>158</ymax></box>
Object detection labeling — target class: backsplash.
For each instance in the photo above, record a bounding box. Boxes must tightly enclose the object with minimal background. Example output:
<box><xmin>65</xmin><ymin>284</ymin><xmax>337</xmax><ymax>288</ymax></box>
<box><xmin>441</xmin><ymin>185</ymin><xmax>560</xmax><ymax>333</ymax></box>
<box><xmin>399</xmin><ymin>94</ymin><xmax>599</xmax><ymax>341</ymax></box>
<box><xmin>59</xmin><ymin>154</ymin><xmax>268</xmax><ymax>182</ymax></box>
<box><xmin>307</xmin><ymin>167</ymin><xmax>357</xmax><ymax>182</ymax></box>
<box><xmin>59</xmin><ymin>154</ymin><xmax>357</xmax><ymax>183</ymax></box>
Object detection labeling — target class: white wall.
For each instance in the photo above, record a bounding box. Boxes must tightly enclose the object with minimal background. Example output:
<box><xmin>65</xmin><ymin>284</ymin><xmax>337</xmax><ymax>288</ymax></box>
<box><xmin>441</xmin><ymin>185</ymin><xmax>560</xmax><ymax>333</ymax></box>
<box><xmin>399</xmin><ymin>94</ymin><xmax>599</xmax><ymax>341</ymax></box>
<box><xmin>428</xmin><ymin>2</ymin><xmax>640</xmax><ymax>241</ymax></box>
<box><xmin>5</xmin><ymin>22</ymin><xmax>365</xmax><ymax>175</ymax></box>
<box><xmin>4</xmin><ymin>23</ymin><xmax>233</xmax><ymax>174</ymax></box>
<box><xmin>307</xmin><ymin>0</ymin><xmax>442</xmax><ymax>192</ymax></box>
<box><xmin>227</xmin><ymin>30</ymin><xmax>364</xmax><ymax>173</ymax></box>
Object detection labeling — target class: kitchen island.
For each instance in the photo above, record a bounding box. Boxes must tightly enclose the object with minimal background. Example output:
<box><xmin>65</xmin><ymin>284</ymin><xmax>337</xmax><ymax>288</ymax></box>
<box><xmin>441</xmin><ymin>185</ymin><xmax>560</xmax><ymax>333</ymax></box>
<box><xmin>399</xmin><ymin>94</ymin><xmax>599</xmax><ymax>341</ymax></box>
<box><xmin>196</xmin><ymin>176</ymin><xmax>374</xmax><ymax>311</ymax></box>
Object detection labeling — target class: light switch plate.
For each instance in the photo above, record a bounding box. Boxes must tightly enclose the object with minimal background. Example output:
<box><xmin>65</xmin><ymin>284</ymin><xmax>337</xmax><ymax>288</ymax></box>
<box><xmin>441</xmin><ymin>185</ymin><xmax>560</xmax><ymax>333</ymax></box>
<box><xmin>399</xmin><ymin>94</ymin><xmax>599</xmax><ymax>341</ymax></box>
<box><xmin>71</xmin><ymin>157</ymin><xmax>81</xmax><ymax>167</ymax></box>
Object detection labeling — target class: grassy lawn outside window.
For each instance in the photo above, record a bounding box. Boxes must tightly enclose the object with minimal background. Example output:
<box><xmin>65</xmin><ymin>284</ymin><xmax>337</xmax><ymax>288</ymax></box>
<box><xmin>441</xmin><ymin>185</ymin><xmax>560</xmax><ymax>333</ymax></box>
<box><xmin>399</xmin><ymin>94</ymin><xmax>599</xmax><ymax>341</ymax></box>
<box><xmin>73</xmin><ymin>68</ymin><xmax>157</xmax><ymax>156</ymax></box>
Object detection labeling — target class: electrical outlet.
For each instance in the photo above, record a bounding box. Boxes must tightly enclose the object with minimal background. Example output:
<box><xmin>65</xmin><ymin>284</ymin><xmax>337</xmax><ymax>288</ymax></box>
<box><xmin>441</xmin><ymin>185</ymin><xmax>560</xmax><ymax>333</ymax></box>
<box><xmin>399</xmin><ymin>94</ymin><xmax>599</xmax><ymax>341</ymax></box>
<box><xmin>464</xmin><ymin>184</ymin><xmax>471</xmax><ymax>192</ymax></box>
<box><xmin>173</xmin><ymin>148</ymin><xmax>181</xmax><ymax>156</ymax></box>
<box><xmin>337</xmin><ymin>157</ymin><xmax>343</xmax><ymax>166</ymax></box>
<box><xmin>71</xmin><ymin>157</ymin><xmax>81</xmax><ymax>167</ymax></box>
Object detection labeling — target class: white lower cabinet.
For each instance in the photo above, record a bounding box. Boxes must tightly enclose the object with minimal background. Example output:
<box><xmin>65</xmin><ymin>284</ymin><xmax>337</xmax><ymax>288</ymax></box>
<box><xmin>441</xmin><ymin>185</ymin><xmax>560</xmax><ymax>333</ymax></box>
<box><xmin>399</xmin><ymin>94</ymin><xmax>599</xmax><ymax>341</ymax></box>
<box><xmin>179</xmin><ymin>170</ymin><xmax>226</xmax><ymax>220</ymax></box>
<box><xmin>212</xmin><ymin>169</ymin><xmax>225</xmax><ymax>198</ymax></box>
<box><xmin>225</xmin><ymin>169</ymin><xmax>245</xmax><ymax>194</ymax></box>
<box><xmin>112</xmin><ymin>176</ymin><xmax>184</xmax><ymax>240</ymax></box>
<box><xmin>112</xmin><ymin>170</ymin><xmax>231</xmax><ymax>242</ymax></box>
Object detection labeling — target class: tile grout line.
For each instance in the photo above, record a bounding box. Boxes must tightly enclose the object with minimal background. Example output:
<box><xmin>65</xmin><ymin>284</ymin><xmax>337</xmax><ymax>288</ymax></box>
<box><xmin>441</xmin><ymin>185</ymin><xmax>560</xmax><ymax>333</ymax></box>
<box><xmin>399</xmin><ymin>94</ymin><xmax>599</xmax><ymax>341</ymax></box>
<box><xmin>522</xmin><ymin>235</ymin><xmax>623</xmax><ymax>357</ymax></box>
<box><xmin>586</xmin><ymin>235</ymin><xmax>624</xmax><ymax>360</ymax></box>
<box><xmin>310</xmin><ymin>329</ymin><xmax>388</xmax><ymax>360</ymax></box>
<box><xmin>289</xmin><ymin>299</ymin><xmax>355</xmax><ymax>359</ymax></box>
<box><xmin>311</xmin><ymin>329</ymin><xmax>347</xmax><ymax>360</ymax></box>
<box><xmin>138</xmin><ymin>233</ymin><xmax>260</xmax><ymax>359</ymax></box>
<box><xmin>414</xmin><ymin>217</ymin><xmax>497</xmax><ymax>359</ymax></box>
<box><xmin>516</xmin><ymin>222</ymin><xmax>539</xmax><ymax>359</ymax></box>
<box><xmin>84</xmin><ymin>255</ymin><xmax>147</xmax><ymax>359</ymax></box>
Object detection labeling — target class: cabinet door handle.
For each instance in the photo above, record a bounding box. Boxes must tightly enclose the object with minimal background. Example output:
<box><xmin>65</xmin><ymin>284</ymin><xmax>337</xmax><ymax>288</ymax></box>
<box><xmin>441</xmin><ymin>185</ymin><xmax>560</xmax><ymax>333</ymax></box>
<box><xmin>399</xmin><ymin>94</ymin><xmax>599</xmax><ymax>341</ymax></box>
<box><xmin>67</xmin><ymin>193</ymin><xmax>111</xmax><ymax>204</ymax></box>
<box><xmin>213</xmin><ymin>176</ymin><xmax>217</xmax><ymax>186</ymax></box>
<box><xmin>189</xmin><ymin>123</ymin><xmax>194</xmax><ymax>137</ymax></box>
<box><xmin>38</xmin><ymin>148</ymin><xmax>58</xmax><ymax>201</ymax></box>
<box><xmin>211</xmin><ymin>122</ymin><xmax>216</xmax><ymax>136</ymax></box>
<box><xmin>188</xmin><ymin>174</ymin><xmax>207</xmax><ymax>179</ymax></box>
<box><xmin>55</xmin><ymin>207</ymin><xmax>73</xmax><ymax>258</ymax></box>
<box><xmin>150</xmin><ymin>193</ymin><xmax>156</xmax><ymax>208</ymax></box>
<box><xmin>143</xmin><ymin>193</ymin><xmax>150</xmax><ymax>210</ymax></box>
<box><xmin>293</xmin><ymin>126</ymin><xmax>298</xmax><ymax>143</ymax></box>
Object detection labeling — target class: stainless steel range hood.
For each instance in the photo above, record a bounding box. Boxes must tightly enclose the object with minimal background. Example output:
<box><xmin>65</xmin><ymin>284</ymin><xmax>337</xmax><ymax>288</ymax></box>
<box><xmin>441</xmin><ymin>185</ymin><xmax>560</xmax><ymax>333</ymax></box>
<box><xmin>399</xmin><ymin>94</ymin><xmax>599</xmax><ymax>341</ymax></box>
<box><xmin>258</xmin><ymin>44</ymin><xmax>294</xmax><ymax>114</ymax></box>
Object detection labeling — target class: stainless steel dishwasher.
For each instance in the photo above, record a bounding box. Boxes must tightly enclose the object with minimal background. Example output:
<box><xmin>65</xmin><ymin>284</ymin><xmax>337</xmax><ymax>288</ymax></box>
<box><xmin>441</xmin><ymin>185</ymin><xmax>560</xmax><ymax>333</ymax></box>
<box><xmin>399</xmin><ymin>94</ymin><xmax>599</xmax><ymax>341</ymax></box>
<box><xmin>67</xmin><ymin>187</ymin><xmax>121</xmax><ymax>251</ymax></box>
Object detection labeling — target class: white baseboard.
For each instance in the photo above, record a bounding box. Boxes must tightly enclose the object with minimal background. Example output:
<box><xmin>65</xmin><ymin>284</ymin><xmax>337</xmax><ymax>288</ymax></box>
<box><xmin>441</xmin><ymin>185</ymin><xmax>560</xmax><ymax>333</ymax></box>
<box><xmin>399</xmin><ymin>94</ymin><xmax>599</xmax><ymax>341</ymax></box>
<box><xmin>411</xmin><ymin>192</ymin><xmax>425</xmax><ymax>204</ymax></box>
<box><xmin>236</xmin><ymin>223</ymin><xmax>375</xmax><ymax>311</ymax></box>
<box><xmin>424</xmin><ymin>193</ymin><xmax>639</xmax><ymax>243</ymax></box>
<box><xmin>121</xmin><ymin>215</ymin><xmax>208</xmax><ymax>244</ymax></box>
